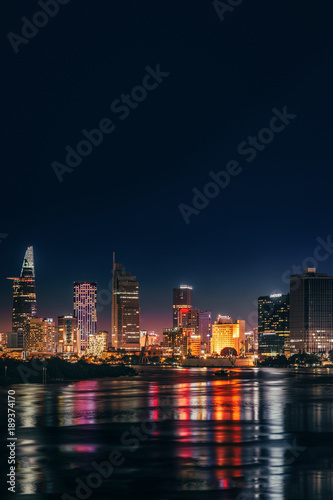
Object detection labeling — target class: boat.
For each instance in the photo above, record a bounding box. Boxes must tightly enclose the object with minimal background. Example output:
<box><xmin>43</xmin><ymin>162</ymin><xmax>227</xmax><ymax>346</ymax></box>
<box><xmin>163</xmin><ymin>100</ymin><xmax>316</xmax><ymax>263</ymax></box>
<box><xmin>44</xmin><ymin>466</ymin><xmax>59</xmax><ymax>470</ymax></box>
<box><xmin>215</xmin><ymin>369</ymin><xmax>234</xmax><ymax>377</ymax></box>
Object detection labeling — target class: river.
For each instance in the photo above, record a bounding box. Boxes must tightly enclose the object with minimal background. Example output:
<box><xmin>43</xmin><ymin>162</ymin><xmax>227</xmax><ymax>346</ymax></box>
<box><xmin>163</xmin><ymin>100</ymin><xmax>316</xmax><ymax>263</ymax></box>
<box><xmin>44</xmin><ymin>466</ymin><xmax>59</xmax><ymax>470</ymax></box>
<box><xmin>1</xmin><ymin>366</ymin><xmax>333</xmax><ymax>499</ymax></box>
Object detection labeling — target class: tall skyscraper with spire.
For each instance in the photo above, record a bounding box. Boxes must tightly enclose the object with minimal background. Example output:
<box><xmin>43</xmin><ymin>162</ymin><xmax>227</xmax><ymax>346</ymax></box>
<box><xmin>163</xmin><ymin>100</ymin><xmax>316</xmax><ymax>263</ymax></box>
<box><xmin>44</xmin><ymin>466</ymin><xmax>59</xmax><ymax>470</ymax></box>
<box><xmin>111</xmin><ymin>253</ymin><xmax>140</xmax><ymax>350</ymax></box>
<box><xmin>8</xmin><ymin>246</ymin><xmax>37</xmax><ymax>348</ymax></box>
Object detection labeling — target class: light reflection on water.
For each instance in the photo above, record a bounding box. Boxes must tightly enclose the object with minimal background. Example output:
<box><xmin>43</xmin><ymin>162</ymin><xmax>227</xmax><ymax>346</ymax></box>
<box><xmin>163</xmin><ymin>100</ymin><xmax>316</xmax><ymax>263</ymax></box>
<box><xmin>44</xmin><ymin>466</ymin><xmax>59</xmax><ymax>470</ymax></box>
<box><xmin>2</xmin><ymin>367</ymin><xmax>333</xmax><ymax>499</ymax></box>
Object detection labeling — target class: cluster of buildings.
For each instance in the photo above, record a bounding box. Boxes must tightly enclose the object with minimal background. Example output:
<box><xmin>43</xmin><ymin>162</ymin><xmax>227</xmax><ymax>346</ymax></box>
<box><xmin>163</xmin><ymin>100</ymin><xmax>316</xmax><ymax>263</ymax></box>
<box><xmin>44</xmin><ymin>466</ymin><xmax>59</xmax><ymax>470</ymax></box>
<box><xmin>2</xmin><ymin>246</ymin><xmax>333</xmax><ymax>361</ymax></box>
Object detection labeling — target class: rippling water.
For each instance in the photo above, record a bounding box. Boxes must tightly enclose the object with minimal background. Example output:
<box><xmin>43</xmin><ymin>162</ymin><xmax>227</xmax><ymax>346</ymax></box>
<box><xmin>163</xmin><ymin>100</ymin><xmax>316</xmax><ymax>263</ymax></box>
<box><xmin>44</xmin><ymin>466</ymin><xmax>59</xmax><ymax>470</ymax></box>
<box><xmin>1</xmin><ymin>367</ymin><xmax>333</xmax><ymax>499</ymax></box>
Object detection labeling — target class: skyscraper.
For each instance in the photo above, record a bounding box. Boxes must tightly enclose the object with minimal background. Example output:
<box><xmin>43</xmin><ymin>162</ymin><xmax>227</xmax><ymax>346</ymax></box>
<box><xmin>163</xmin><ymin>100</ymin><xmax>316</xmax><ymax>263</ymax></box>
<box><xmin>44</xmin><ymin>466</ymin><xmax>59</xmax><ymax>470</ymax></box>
<box><xmin>73</xmin><ymin>282</ymin><xmax>97</xmax><ymax>351</ymax></box>
<box><xmin>111</xmin><ymin>254</ymin><xmax>140</xmax><ymax>350</ymax></box>
<box><xmin>8</xmin><ymin>246</ymin><xmax>37</xmax><ymax>348</ymax></box>
<box><xmin>290</xmin><ymin>268</ymin><xmax>333</xmax><ymax>354</ymax></box>
<box><xmin>24</xmin><ymin>317</ymin><xmax>57</xmax><ymax>353</ymax></box>
<box><xmin>173</xmin><ymin>285</ymin><xmax>192</xmax><ymax>327</ymax></box>
<box><xmin>258</xmin><ymin>293</ymin><xmax>290</xmax><ymax>357</ymax></box>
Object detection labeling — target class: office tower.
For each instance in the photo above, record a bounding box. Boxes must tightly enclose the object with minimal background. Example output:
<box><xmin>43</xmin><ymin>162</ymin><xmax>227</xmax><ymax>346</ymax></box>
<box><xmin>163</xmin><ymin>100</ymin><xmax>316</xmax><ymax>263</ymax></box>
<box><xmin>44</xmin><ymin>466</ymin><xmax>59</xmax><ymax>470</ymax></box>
<box><xmin>290</xmin><ymin>268</ymin><xmax>333</xmax><ymax>354</ymax></box>
<box><xmin>111</xmin><ymin>254</ymin><xmax>140</xmax><ymax>350</ymax></box>
<box><xmin>177</xmin><ymin>307</ymin><xmax>199</xmax><ymax>333</ymax></box>
<box><xmin>8</xmin><ymin>246</ymin><xmax>37</xmax><ymax>348</ymax></box>
<box><xmin>199</xmin><ymin>310</ymin><xmax>212</xmax><ymax>350</ymax></box>
<box><xmin>210</xmin><ymin>316</ymin><xmax>245</xmax><ymax>355</ymax></box>
<box><xmin>23</xmin><ymin>318</ymin><xmax>56</xmax><ymax>353</ymax></box>
<box><xmin>73</xmin><ymin>282</ymin><xmax>97</xmax><ymax>351</ymax></box>
<box><xmin>58</xmin><ymin>315</ymin><xmax>80</xmax><ymax>354</ymax></box>
<box><xmin>173</xmin><ymin>285</ymin><xmax>192</xmax><ymax>327</ymax></box>
<box><xmin>258</xmin><ymin>293</ymin><xmax>290</xmax><ymax>357</ymax></box>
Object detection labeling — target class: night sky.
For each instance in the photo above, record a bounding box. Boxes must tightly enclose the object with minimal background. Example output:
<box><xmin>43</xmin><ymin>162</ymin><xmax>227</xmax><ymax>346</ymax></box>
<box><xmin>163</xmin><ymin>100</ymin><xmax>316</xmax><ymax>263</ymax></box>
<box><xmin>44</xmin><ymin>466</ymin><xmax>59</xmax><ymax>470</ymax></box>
<box><xmin>1</xmin><ymin>0</ymin><xmax>333</xmax><ymax>337</ymax></box>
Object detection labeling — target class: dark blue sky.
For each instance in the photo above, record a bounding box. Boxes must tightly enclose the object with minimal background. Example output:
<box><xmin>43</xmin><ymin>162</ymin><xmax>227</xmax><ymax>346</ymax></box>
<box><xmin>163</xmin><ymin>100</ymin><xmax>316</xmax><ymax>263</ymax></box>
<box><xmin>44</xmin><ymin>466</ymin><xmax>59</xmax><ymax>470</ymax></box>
<box><xmin>1</xmin><ymin>0</ymin><xmax>333</xmax><ymax>335</ymax></box>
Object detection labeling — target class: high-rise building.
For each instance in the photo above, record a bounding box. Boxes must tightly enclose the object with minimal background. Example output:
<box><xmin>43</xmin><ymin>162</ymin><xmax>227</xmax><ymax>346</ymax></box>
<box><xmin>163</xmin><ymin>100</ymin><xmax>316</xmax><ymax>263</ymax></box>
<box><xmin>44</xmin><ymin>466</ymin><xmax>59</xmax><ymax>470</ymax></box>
<box><xmin>210</xmin><ymin>316</ymin><xmax>245</xmax><ymax>355</ymax></box>
<box><xmin>258</xmin><ymin>293</ymin><xmax>290</xmax><ymax>357</ymax></box>
<box><xmin>73</xmin><ymin>282</ymin><xmax>97</xmax><ymax>351</ymax></box>
<box><xmin>173</xmin><ymin>285</ymin><xmax>192</xmax><ymax>327</ymax></box>
<box><xmin>177</xmin><ymin>308</ymin><xmax>199</xmax><ymax>333</ymax></box>
<box><xmin>111</xmin><ymin>254</ymin><xmax>140</xmax><ymax>350</ymax></box>
<box><xmin>290</xmin><ymin>268</ymin><xmax>333</xmax><ymax>354</ymax></box>
<box><xmin>58</xmin><ymin>315</ymin><xmax>80</xmax><ymax>354</ymax></box>
<box><xmin>8</xmin><ymin>246</ymin><xmax>37</xmax><ymax>348</ymax></box>
<box><xmin>199</xmin><ymin>310</ymin><xmax>212</xmax><ymax>350</ymax></box>
<box><xmin>24</xmin><ymin>318</ymin><xmax>57</xmax><ymax>353</ymax></box>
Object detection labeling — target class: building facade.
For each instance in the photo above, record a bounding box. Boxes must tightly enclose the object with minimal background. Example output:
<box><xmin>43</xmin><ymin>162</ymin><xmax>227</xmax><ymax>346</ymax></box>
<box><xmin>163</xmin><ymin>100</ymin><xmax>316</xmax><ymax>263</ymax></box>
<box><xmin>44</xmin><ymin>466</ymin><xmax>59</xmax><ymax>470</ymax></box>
<box><xmin>73</xmin><ymin>282</ymin><xmax>97</xmax><ymax>351</ymax></box>
<box><xmin>173</xmin><ymin>285</ymin><xmax>192</xmax><ymax>327</ymax></box>
<box><xmin>199</xmin><ymin>310</ymin><xmax>212</xmax><ymax>351</ymax></box>
<box><xmin>258</xmin><ymin>293</ymin><xmax>290</xmax><ymax>357</ymax></box>
<box><xmin>210</xmin><ymin>317</ymin><xmax>245</xmax><ymax>355</ymax></box>
<box><xmin>8</xmin><ymin>246</ymin><xmax>37</xmax><ymax>348</ymax></box>
<box><xmin>58</xmin><ymin>315</ymin><xmax>80</xmax><ymax>354</ymax></box>
<box><xmin>24</xmin><ymin>317</ymin><xmax>57</xmax><ymax>353</ymax></box>
<box><xmin>290</xmin><ymin>268</ymin><xmax>333</xmax><ymax>354</ymax></box>
<box><xmin>111</xmin><ymin>255</ymin><xmax>140</xmax><ymax>350</ymax></box>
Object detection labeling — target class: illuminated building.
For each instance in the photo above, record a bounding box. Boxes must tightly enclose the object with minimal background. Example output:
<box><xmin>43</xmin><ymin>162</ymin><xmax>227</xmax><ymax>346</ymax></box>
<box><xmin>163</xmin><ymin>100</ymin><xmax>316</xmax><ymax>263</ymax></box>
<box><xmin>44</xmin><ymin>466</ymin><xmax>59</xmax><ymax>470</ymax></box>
<box><xmin>58</xmin><ymin>315</ymin><xmax>80</xmax><ymax>354</ymax></box>
<box><xmin>8</xmin><ymin>246</ymin><xmax>37</xmax><ymax>348</ymax></box>
<box><xmin>163</xmin><ymin>327</ymin><xmax>184</xmax><ymax>356</ymax></box>
<box><xmin>258</xmin><ymin>293</ymin><xmax>289</xmax><ymax>357</ymax></box>
<box><xmin>147</xmin><ymin>331</ymin><xmax>159</xmax><ymax>346</ymax></box>
<box><xmin>290</xmin><ymin>268</ymin><xmax>333</xmax><ymax>353</ymax></box>
<box><xmin>0</xmin><ymin>332</ymin><xmax>6</xmax><ymax>346</ymax></box>
<box><xmin>210</xmin><ymin>316</ymin><xmax>245</xmax><ymax>355</ymax></box>
<box><xmin>183</xmin><ymin>330</ymin><xmax>201</xmax><ymax>357</ymax></box>
<box><xmin>245</xmin><ymin>331</ymin><xmax>257</xmax><ymax>354</ymax></box>
<box><xmin>111</xmin><ymin>254</ymin><xmax>140</xmax><ymax>350</ymax></box>
<box><xmin>173</xmin><ymin>285</ymin><xmax>192</xmax><ymax>327</ymax></box>
<box><xmin>98</xmin><ymin>331</ymin><xmax>108</xmax><ymax>351</ymax></box>
<box><xmin>163</xmin><ymin>327</ymin><xmax>200</xmax><ymax>357</ymax></box>
<box><xmin>87</xmin><ymin>334</ymin><xmax>104</xmax><ymax>357</ymax></box>
<box><xmin>199</xmin><ymin>310</ymin><xmax>212</xmax><ymax>351</ymax></box>
<box><xmin>73</xmin><ymin>282</ymin><xmax>97</xmax><ymax>351</ymax></box>
<box><xmin>24</xmin><ymin>318</ymin><xmax>57</xmax><ymax>353</ymax></box>
<box><xmin>177</xmin><ymin>307</ymin><xmax>199</xmax><ymax>333</ymax></box>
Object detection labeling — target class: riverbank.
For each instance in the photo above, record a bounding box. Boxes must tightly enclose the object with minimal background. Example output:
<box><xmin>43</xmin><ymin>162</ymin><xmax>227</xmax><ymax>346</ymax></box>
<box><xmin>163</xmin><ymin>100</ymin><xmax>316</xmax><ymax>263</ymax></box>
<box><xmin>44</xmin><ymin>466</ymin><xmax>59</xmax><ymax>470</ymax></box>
<box><xmin>0</xmin><ymin>357</ymin><xmax>137</xmax><ymax>384</ymax></box>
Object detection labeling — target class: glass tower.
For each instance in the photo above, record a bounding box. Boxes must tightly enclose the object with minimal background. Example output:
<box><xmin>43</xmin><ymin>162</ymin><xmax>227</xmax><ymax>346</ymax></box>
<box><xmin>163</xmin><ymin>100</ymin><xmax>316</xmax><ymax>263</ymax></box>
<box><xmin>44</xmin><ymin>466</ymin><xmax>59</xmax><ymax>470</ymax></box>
<box><xmin>258</xmin><ymin>293</ymin><xmax>290</xmax><ymax>356</ymax></box>
<box><xmin>290</xmin><ymin>268</ymin><xmax>333</xmax><ymax>354</ymax></box>
<box><xmin>8</xmin><ymin>246</ymin><xmax>37</xmax><ymax>348</ymax></box>
<box><xmin>111</xmin><ymin>254</ymin><xmax>140</xmax><ymax>350</ymax></box>
<box><xmin>173</xmin><ymin>285</ymin><xmax>192</xmax><ymax>327</ymax></box>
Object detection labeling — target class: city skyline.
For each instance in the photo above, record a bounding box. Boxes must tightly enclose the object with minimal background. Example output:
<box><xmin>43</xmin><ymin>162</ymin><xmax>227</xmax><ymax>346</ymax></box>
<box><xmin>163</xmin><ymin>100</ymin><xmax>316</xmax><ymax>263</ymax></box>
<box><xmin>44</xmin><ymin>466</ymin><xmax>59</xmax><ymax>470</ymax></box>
<box><xmin>4</xmin><ymin>244</ymin><xmax>333</xmax><ymax>352</ymax></box>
